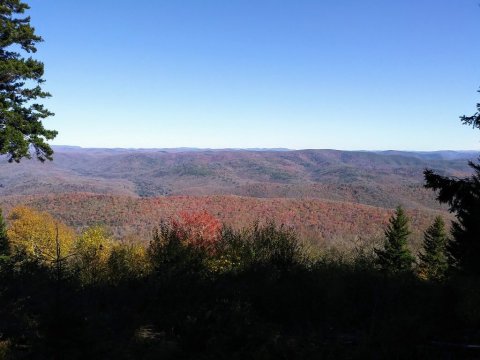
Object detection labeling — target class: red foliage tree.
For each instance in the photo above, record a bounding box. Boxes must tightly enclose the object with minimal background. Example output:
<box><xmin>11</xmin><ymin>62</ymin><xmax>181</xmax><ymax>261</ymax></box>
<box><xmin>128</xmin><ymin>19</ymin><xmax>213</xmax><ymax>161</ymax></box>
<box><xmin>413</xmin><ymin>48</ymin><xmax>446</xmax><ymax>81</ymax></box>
<box><xmin>172</xmin><ymin>210</ymin><xmax>222</xmax><ymax>251</ymax></box>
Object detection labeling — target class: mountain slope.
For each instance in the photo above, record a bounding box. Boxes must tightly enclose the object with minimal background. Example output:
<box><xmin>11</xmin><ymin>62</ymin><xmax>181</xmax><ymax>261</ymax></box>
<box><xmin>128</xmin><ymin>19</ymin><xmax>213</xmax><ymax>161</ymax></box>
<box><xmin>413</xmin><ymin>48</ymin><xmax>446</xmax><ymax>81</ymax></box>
<box><xmin>1</xmin><ymin>148</ymin><xmax>477</xmax><ymax>210</ymax></box>
<box><xmin>0</xmin><ymin>193</ymin><xmax>449</xmax><ymax>249</ymax></box>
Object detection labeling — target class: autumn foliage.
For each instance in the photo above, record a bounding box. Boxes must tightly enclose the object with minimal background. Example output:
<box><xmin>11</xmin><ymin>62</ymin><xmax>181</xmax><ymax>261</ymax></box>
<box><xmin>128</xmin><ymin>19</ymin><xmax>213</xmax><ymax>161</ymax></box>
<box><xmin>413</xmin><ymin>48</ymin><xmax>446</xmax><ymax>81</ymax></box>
<box><xmin>6</xmin><ymin>206</ymin><xmax>75</xmax><ymax>263</ymax></box>
<box><xmin>0</xmin><ymin>193</ymin><xmax>447</xmax><ymax>250</ymax></box>
<box><xmin>0</xmin><ymin>203</ymin><xmax>475</xmax><ymax>359</ymax></box>
<box><xmin>171</xmin><ymin>210</ymin><xmax>222</xmax><ymax>252</ymax></box>
<box><xmin>72</xmin><ymin>225</ymin><xmax>113</xmax><ymax>284</ymax></box>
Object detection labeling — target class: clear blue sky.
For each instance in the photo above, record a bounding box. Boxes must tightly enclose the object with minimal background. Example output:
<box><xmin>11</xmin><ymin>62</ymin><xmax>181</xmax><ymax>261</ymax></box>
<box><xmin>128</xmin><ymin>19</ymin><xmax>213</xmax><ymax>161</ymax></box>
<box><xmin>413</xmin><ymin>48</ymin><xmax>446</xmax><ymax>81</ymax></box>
<box><xmin>29</xmin><ymin>0</ymin><xmax>480</xmax><ymax>150</ymax></box>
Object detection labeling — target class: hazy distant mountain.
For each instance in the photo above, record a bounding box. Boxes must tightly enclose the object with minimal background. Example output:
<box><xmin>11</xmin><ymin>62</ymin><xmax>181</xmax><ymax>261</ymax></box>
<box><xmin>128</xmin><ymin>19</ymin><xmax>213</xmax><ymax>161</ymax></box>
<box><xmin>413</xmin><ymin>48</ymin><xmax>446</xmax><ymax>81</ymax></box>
<box><xmin>374</xmin><ymin>150</ymin><xmax>480</xmax><ymax>161</ymax></box>
<box><xmin>1</xmin><ymin>147</ymin><xmax>478</xmax><ymax>211</ymax></box>
<box><xmin>50</xmin><ymin>146</ymin><xmax>293</xmax><ymax>153</ymax></box>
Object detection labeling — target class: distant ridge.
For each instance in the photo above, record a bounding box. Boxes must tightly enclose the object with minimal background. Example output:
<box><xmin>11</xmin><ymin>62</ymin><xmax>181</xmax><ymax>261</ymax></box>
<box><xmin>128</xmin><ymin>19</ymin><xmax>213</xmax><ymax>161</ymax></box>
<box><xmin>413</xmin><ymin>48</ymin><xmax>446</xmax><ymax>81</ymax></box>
<box><xmin>51</xmin><ymin>145</ymin><xmax>480</xmax><ymax>155</ymax></box>
<box><xmin>1</xmin><ymin>147</ymin><xmax>478</xmax><ymax>210</ymax></box>
<box><xmin>374</xmin><ymin>150</ymin><xmax>480</xmax><ymax>161</ymax></box>
<box><xmin>51</xmin><ymin>145</ymin><xmax>293</xmax><ymax>153</ymax></box>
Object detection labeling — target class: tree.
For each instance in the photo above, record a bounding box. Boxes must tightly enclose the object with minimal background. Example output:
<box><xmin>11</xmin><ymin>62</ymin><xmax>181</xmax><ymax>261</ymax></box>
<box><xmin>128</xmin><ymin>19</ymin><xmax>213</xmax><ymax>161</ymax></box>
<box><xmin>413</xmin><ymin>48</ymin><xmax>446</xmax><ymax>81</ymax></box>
<box><xmin>0</xmin><ymin>208</ymin><xmax>8</xmax><ymax>256</ymax></box>
<box><xmin>107</xmin><ymin>241</ymin><xmax>149</xmax><ymax>283</ymax></box>
<box><xmin>73</xmin><ymin>226</ymin><xmax>113</xmax><ymax>285</ymax></box>
<box><xmin>147</xmin><ymin>222</ymin><xmax>207</xmax><ymax>278</ymax></box>
<box><xmin>424</xmin><ymin>90</ymin><xmax>480</xmax><ymax>275</ymax></box>
<box><xmin>374</xmin><ymin>206</ymin><xmax>414</xmax><ymax>273</ymax></box>
<box><xmin>418</xmin><ymin>216</ymin><xmax>448</xmax><ymax>280</ymax></box>
<box><xmin>7</xmin><ymin>206</ymin><xmax>75</xmax><ymax>264</ymax></box>
<box><xmin>172</xmin><ymin>211</ymin><xmax>222</xmax><ymax>253</ymax></box>
<box><xmin>460</xmin><ymin>90</ymin><xmax>480</xmax><ymax>130</ymax></box>
<box><xmin>0</xmin><ymin>0</ymin><xmax>57</xmax><ymax>162</ymax></box>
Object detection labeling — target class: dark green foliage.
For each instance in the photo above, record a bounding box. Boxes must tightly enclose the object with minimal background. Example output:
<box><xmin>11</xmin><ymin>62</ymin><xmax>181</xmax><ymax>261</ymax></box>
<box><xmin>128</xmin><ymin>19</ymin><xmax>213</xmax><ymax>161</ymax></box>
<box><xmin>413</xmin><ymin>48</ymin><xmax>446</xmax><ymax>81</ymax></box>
<box><xmin>106</xmin><ymin>244</ymin><xmax>146</xmax><ymax>284</ymax></box>
<box><xmin>424</xmin><ymin>91</ymin><xmax>480</xmax><ymax>276</ymax></box>
<box><xmin>419</xmin><ymin>216</ymin><xmax>449</xmax><ymax>280</ymax></box>
<box><xmin>218</xmin><ymin>221</ymin><xmax>305</xmax><ymax>271</ymax></box>
<box><xmin>0</xmin><ymin>208</ymin><xmax>8</xmax><ymax>256</ymax></box>
<box><xmin>424</xmin><ymin>164</ymin><xmax>480</xmax><ymax>275</ymax></box>
<box><xmin>460</xmin><ymin>89</ymin><xmax>480</xmax><ymax>129</ymax></box>
<box><xmin>374</xmin><ymin>206</ymin><xmax>415</xmax><ymax>273</ymax></box>
<box><xmin>0</xmin><ymin>0</ymin><xmax>57</xmax><ymax>162</ymax></box>
<box><xmin>147</xmin><ymin>222</ymin><xmax>207</xmax><ymax>278</ymax></box>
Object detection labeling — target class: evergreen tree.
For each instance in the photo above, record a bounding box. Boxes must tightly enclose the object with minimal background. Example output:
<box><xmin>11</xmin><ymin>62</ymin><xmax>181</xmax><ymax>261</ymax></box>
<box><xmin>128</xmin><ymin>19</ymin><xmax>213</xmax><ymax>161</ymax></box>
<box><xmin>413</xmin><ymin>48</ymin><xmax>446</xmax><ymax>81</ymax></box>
<box><xmin>374</xmin><ymin>206</ymin><xmax>414</xmax><ymax>273</ymax></box>
<box><xmin>418</xmin><ymin>216</ymin><xmax>448</xmax><ymax>280</ymax></box>
<box><xmin>0</xmin><ymin>208</ymin><xmax>8</xmax><ymax>256</ymax></box>
<box><xmin>424</xmin><ymin>90</ymin><xmax>480</xmax><ymax>275</ymax></box>
<box><xmin>0</xmin><ymin>0</ymin><xmax>57</xmax><ymax>162</ymax></box>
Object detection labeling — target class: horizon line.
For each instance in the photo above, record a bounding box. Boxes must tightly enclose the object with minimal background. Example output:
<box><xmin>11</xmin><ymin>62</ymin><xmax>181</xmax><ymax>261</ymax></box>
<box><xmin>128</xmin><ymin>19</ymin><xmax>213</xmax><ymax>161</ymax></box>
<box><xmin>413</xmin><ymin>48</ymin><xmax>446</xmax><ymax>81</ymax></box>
<box><xmin>51</xmin><ymin>145</ymin><xmax>480</xmax><ymax>153</ymax></box>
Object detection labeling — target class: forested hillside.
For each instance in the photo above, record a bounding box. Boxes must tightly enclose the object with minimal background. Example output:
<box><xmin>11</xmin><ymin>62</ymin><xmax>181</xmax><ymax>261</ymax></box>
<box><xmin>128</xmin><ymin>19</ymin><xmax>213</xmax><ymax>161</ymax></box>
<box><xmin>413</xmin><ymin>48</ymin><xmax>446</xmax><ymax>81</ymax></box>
<box><xmin>1</xmin><ymin>148</ymin><xmax>477</xmax><ymax>210</ymax></box>
<box><xmin>0</xmin><ymin>193</ymin><xmax>449</xmax><ymax>250</ymax></box>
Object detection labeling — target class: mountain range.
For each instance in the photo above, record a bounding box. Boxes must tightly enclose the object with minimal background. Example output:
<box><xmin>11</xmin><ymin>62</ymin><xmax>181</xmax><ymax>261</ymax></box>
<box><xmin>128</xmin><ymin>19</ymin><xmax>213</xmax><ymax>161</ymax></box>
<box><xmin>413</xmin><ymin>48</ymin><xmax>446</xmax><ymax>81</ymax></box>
<box><xmin>1</xmin><ymin>147</ymin><xmax>477</xmax><ymax>207</ymax></box>
<box><xmin>1</xmin><ymin>147</ymin><xmax>477</xmax><ymax>246</ymax></box>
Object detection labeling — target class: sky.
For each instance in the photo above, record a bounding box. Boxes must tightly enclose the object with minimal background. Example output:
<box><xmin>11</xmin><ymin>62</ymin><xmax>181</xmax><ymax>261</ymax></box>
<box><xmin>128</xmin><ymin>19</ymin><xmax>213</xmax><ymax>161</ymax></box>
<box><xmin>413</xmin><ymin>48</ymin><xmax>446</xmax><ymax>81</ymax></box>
<box><xmin>28</xmin><ymin>0</ymin><xmax>480</xmax><ymax>150</ymax></box>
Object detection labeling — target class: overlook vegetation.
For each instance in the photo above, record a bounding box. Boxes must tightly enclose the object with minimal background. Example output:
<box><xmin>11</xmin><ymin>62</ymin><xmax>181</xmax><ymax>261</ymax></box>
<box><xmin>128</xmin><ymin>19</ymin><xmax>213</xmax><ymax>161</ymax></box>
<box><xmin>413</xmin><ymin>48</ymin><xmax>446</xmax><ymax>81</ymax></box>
<box><xmin>0</xmin><ymin>205</ymin><xmax>479</xmax><ymax>359</ymax></box>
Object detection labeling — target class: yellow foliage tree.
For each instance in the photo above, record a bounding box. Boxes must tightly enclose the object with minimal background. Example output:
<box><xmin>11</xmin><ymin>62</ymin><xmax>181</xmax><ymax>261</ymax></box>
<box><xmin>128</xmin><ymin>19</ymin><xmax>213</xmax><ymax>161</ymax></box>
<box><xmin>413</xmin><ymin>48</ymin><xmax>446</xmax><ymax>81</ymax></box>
<box><xmin>73</xmin><ymin>225</ymin><xmax>113</xmax><ymax>284</ymax></box>
<box><xmin>108</xmin><ymin>241</ymin><xmax>150</xmax><ymax>283</ymax></box>
<box><xmin>7</xmin><ymin>206</ymin><xmax>75</xmax><ymax>264</ymax></box>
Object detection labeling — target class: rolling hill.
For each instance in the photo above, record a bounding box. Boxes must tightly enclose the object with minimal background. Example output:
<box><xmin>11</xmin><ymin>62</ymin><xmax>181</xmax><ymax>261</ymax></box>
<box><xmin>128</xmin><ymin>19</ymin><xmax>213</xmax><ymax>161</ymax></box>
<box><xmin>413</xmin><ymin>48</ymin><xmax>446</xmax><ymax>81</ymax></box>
<box><xmin>1</xmin><ymin>147</ymin><xmax>477</xmax><ymax>208</ymax></box>
<box><xmin>1</xmin><ymin>147</ymin><xmax>476</xmax><ymax>246</ymax></box>
<box><xmin>0</xmin><ymin>193</ymin><xmax>449</xmax><ymax>250</ymax></box>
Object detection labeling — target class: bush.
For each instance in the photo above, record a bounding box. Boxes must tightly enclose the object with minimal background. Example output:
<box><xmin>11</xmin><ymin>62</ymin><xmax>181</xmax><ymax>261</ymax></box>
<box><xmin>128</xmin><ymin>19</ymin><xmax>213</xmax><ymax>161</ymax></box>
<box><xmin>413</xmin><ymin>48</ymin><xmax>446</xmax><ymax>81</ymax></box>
<box><xmin>217</xmin><ymin>222</ymin><xmax>306</xmax><ymax>272</ymax></box>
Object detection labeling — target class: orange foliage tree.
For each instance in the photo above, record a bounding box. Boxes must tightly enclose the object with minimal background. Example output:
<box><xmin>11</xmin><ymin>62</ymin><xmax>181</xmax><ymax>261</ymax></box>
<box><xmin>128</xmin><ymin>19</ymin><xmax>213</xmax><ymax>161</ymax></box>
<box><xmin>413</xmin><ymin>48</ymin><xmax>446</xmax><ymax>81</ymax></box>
<box><xmin>172</xmin><ymin>210</ymin><xmax>222</xmax><ymax>252</ymax></box>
